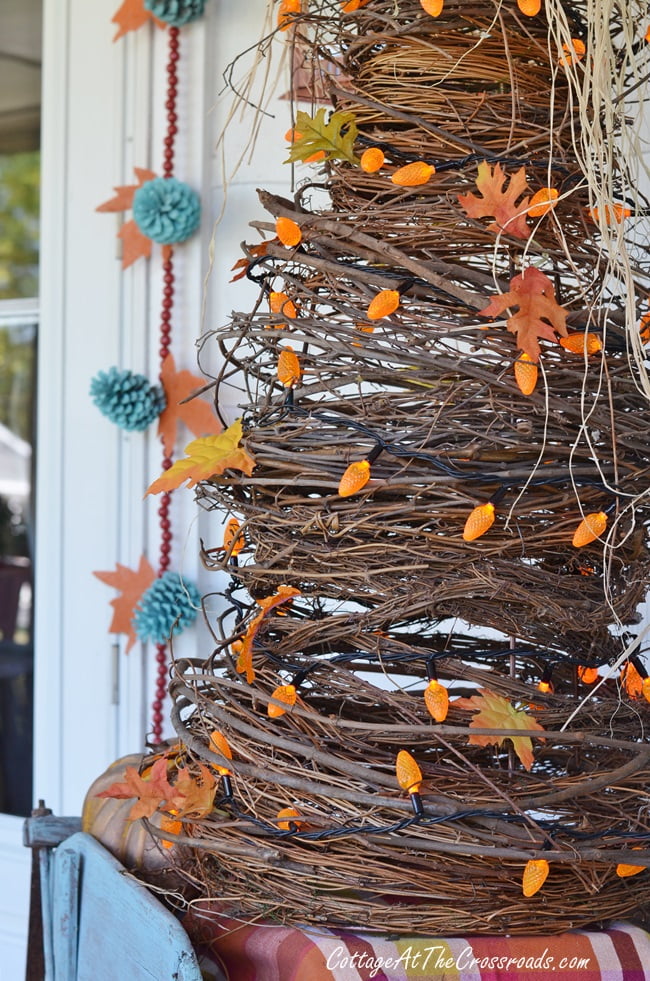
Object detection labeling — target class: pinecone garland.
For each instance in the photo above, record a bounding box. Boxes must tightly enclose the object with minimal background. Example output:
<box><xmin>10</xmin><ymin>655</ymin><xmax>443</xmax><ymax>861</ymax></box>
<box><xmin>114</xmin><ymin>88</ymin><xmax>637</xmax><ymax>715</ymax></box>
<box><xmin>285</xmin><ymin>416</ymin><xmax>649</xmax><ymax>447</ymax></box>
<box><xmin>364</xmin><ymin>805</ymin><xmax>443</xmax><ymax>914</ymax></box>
<box><xmin>133</xmin><ymin>571</ymin><xmax>201</xmax><ymax>644</ymax></box>
<box><xmin>145</xmin><ymin>0</ymin><xmax>205</xmax><ymax>26</ymax></box>
<box><xmin>90</xmin><ymin>367</ymin><xmax>165</xmax><ymax>432</ymax></box>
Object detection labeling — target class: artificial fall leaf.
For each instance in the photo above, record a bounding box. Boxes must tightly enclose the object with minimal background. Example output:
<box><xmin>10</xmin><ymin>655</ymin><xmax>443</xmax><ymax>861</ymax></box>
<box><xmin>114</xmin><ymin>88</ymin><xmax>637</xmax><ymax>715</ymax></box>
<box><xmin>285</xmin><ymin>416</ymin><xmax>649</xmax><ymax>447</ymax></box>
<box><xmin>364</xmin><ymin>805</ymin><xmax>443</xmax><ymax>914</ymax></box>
<box><xmin>391</xmin><ymin>161</ymin><xmax>435</xmax><ymax>187</ymax></box>
<box><xmin>367</xmin><ymin>289</ymin><xmax>400</xmax><ymax>320</ymax></box>
<box><xmin>463</xmin><ymin>502</ymin><xmax>495</xmax><ymax>541</ymax></box>
<box><xmin>285</xmin><ymin>108</ymin><xmax>358</xmax><ymax>166</ymax></box>
<box><xmin>643</xmin><ymin>677</ymin><xmax>650</xmax><ymax>704</ymax></box>
<box><xmin>479</xmin><ymin>266</ymin><xmax>568</xmax><ymax>362</ymax></box>
<box><xmin>276</xmin><ymin>807</ymin><xmax>304</xmax><ymax>830</ymax></box>
<box><xmin>517</xmin><ymin>0</ymin><xmax>541</xmax><ymax>15</ymax></box>
<box><xmin>223</xmin><ymin>517</ymin><xmax>245</xmax><ymax>557</ymax></box>
<box><xmin>111</xmin><ymin>0</ymin><xmax>165</xmax><ymax>41</ymax></box>
<box><xmin>455</xmin><ymin>688</ymin><xmax>545</xmax><ymax>771</ymax></box>
<box><xmin>396</xmin><ymin>750</ymin><xmax>422</xmax><ymax>793</ymax></box>
<box><xmin>172</xmin><ymin>764</ymin><xmax>217</xmax><ymax>819</ymax></box>
<box><xmin>236</xmin><ymin>586</ymin><xmax>301</xmax><ymax>684</ymax></box>
<box><xmin>118</xmin><ymin>220</ymin><xmax>153</xmax><ymax>269</ymax></box>
<box><xmin>646</xmin><ymin>23</ymin><xmax>650</xmax><ymax>44</ymax></box>
<box><xmin>285</xmin><ymin>129</ymin><xmax>326</xmax><ymax>163</ymax></box>
<box><xmin>146</xmin><ymin>419</ymin><xmax>255</xmax><ymax>495</ymax></box>
<box><xmin>268</xmin><ymin>683</ymin><xmax>298</xmax><ymax>718</ymax></box>
<box><xmin>572</xmin><ymin>511</ymin><xmax>607</xmax><ymax>548</ymax></box>
<box><xmin>276</xmin><ymin>216</ymin><xmax>302</xmax><ymax>248</ymax></box>
<box><xmin>230</xmin><ymin>240</ymin><xmax>273</xmax><ymax>283</ymax></box>
<box><xmin>360</xmin><ymin>147</ymin><xmax>385</xmax><ymax>173</ymax></box>
<box><xmin>93</xmin><ymin>555</ymin><xmax>156</xmax><ymax>653</ymax></box>
<box><xmin>97</xmin><ymin>756</ymin><xmax>175</xmax><ymax>820</ymax></box>
<box><xmin>528</xmin><ymin>186</ymin><xmax>558</xmax><ymax>216</ymax></box>
<box><xmin>338</xmin><ymin>459</ymin><xmax>371</xmax><ymax>497</ymax></box>
<box><xmin>560</xmin><ymin>332</ymin><xmax>602</xmax><ymax>355</ymax></box>
<box><xmin>522</xmin><ymin>858</ymin><xmax>549</xmax><ymax>896</ymax></box>
<box><xmin>458</xmin><ymin>162</ymin><xmax>530</xmax><ymax>239</ymax></box>
<box><xmin>209</xmin><ymin>730</ymin><xmax>233</xmax><ymax>774</ymax></box>
<box><xmin>159</xmin><ymin>353</ymin><xmax>221</xmax><ymax>458</ymax></box>
<box><xmin>420</xmin><ymin>0</ymin><xmax>444</xmax><ymax>14</ymax></box>
<box><xmin>621</xmin><ymin>660</ymin><xmax>644</xmax><ymax>699</ymax></box>
<box><xmin>96</xmin><ymin>167</ymin><xmax>157</xmax><ymax>213</ymax></box>
<box><xmin>514</xmin><ymin>353</ymin><xmax>538</xmax><ymax>396</ymax></box>
<box><xmin>424</xmin><ymin>679</ymin><xmax>449</xmax><ymax>722</ymax></box>
<box><xmin>278</xmin><ymin>0</ymin><xmax>302</xmax><ymax>30</ymax></box>
<box><xmin>278</xmin><ymin>347</ymin><xmax>302</xmax><ymax>387</ymax></box>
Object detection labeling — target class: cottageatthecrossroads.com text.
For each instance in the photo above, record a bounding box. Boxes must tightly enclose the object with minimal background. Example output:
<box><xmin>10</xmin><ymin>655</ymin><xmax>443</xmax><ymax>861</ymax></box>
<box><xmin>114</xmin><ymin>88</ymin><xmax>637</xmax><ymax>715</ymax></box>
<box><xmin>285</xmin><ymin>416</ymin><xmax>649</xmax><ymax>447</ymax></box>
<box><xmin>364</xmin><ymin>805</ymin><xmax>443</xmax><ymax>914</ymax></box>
<box><xmin>325</xmin><ymin>943</ymin><xmax>592</xmax><ymax>977</ymax></box>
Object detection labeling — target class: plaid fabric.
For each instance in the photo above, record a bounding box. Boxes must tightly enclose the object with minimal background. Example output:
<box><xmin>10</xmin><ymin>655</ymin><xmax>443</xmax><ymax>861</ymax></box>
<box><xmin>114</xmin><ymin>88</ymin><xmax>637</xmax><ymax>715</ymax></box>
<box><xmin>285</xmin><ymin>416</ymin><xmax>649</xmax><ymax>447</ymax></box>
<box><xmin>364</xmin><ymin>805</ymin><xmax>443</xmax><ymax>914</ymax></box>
<box><xmin>184</xmin><ymin>910</ymin><xmax>650</xmax><ymax>981</ymax></box>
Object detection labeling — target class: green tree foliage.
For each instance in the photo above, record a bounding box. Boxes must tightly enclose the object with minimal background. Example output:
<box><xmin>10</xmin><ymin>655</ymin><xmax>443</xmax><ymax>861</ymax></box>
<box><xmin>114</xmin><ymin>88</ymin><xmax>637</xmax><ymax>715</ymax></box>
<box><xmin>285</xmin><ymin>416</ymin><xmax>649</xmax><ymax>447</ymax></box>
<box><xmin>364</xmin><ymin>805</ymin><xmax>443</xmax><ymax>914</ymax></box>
<box><xmin>0</xmin><ymin>151</ymin><xmax>40</xmax><ymax>299</ymax></box>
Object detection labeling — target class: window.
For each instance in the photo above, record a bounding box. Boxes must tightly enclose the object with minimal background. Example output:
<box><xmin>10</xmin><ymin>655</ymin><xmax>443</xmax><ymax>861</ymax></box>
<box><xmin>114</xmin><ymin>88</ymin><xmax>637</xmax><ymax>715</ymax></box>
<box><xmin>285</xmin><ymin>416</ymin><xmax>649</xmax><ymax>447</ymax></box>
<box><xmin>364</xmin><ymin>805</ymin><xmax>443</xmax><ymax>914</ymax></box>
<box><xmin>0</xmin><ymin>0</ymin><xmax>41</xmax><ymax>816</ymax></box>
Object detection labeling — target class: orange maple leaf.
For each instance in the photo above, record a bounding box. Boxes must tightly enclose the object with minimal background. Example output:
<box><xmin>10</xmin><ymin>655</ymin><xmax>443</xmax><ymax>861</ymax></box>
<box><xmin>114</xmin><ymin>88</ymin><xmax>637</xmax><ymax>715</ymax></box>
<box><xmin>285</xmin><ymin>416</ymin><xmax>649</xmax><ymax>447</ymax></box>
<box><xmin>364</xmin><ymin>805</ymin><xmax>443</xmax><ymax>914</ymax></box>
<box><xmin>112</xmin><ymin>0</ymin><xmax>165</xmax><ymax>41</ymax></box>
<box><xmin>230</xmin><ymin>240</ymin><xmax>275</xmax><ymax>282</ymax></box>
<box><xmin>96</xmin><ymin>757</ymin><xmax>175</xmax><ymax>820</ymax></box>
<box><xmin>96</xmin><ymin>167</ymin><xmax>157</xmax><ymax>213</ymax></box>
<box><xmin>93</xmin><ymin>555</ymin><xmax>156</xmax><ymax>652</ymax></box>
<box><xmin>479</xmin><ymin>266</ymin><xmax>568</xmax><ymax>361</ymax></box>
<box><xmin>458</xmin><ymin>161</ymin><xmax>530</xmax><ymax>239</ymax></box>
<box><xmin>118</xmin><ymin>219</ymin><xmax>153</xmax><ymax>269</ymax></box>
<box><xmin>158</xmin><ymin>354</ymin><xmax>221</xmax><ymax>457</ymax></box>
<box><xmin>171</xmin><ymin>764</ymin><xmax>217</xmax><ymax>819</ymax></box>
<box><xmin>454</xmin><ymin>688</ymin><xmax>545</xmax><ymax>771</ymax></box>
<box><xmin>236</xmin><ymin>585</ymin><xmax>301</xmax><ymax>684</ymax></box>
<box><xmin>146</xmin><ymin>418</ymin><xmax>255</xmax><ymax>495</ymax></box>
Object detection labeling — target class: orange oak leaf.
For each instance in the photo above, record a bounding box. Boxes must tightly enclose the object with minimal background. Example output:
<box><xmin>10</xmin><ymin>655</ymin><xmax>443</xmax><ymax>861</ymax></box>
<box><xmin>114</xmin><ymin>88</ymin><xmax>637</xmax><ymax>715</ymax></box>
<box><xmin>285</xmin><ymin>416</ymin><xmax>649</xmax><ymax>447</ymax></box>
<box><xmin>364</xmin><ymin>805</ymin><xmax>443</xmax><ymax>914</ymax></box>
<box><xmin>112</xmin><ymin>0</ymin><xmax>165</xmax><ymax>41</ymax></box>
<box><xmin>454</xmin><ymin>688</ymin><xmax>545</xmax><ymax>771</ymax></box>
<box><xmin>479</xmin><ymin>266</ymin><xmax>568</xmax><ymax>361</ymax></box>
<box><xmin>93</xmin><ymin>555</ymin><xmax>156</xmax><ymax>653</ymax></box>
<box><xmin>96</xmin><ymin>756</ymin><xmax>175</xmax><ymax>820</ymax></box>
<box><xmin>118</xmin><ymin>219</ymin><xmax>153</xmax><ymax>269</ymax></box>
<box><xmin>158</xmin><ymin>354</ymin><xmax>221</xmax><ymax>458</ymax></box>
<box><xmin>458</xmin><ymin>161</ymin><xmax>530</xmax><ymax>239</ymax></box>
<box><xmin>236</xmin><ymin>586</ymin><xmax>301</xmax><ymax>684</ymax></box>
<box><xmin>146</xmin><ymin>419</ymin><xmax>255</xmax><ymax>495</ymax></box>
<box><xmin>171</xmin><ymin>764</ymin><xmax>217</xmax><ymax>819</ymax></box>
<box><xmin>96</xmin><ymin>167</ymin><xmax>157</xmax><ymax>213</ymax></box>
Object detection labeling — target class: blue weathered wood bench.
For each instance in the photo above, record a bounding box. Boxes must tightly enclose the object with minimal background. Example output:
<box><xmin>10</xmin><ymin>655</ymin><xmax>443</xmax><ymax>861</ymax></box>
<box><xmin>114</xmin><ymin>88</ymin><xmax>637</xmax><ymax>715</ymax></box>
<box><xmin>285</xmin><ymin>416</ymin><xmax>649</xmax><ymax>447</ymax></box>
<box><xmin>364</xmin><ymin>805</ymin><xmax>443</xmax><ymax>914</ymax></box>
<box><xmin>23</xmin><ymin>812</ymin><xmax>204</xmax><ymax>980</ymax></box>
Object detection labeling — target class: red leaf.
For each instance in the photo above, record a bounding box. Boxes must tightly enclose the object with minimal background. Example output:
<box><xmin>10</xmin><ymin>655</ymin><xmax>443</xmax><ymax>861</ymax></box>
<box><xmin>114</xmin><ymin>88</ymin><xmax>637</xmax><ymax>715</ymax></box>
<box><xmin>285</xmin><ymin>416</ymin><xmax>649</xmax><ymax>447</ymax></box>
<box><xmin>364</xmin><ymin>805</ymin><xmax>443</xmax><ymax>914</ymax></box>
<box><xmin>93</xmin><ymin>555</ymin><xmax>156</xmax><ymax>652</ymax></box>
<box><xmin>479</xmin><ymin>266</ymin><xmax>568</xmax><ymax>361</ymax></box>
<box><xmin>111</xmin><ymin>0</ymin><xmax>165</xmax><ymax>41</ymax></box>
<box><xmin>96</xmin><ymin>757</ymin><xmax>175</xmax><ymax>820</ymax></box>
<box><xmin>158</xmin><ymin>354</ymin><xmax>221</xmax><ymax>457</ymax></box>
<box><xmin>458</xmin><ymin>161</ymin><xmax>530</xmax><ymax>239</ymax></box>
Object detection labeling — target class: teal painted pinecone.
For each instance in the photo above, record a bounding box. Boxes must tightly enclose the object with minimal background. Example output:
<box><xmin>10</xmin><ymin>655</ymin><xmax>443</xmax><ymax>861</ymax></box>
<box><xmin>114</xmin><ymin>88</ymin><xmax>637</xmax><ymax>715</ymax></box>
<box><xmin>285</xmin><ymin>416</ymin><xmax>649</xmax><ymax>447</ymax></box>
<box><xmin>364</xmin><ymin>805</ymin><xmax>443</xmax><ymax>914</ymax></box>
<box><xmin>145</xmin><ymin>0</ymin><xmax>206</xmax><ymax>26</ymax></box>
<box><xmin>132</xmin><ymin>177</ymin><xmax>201</xmax><ymax>245</ymax></box>
<box><xmin>133</xmin><ymin>572</ymin><xmax>201</xmax><ymax>644</ymax></box>
<box><xmin>90</xmin><ymin>367</ymin><xmax>165</xmax><ymax>432</ymax></box>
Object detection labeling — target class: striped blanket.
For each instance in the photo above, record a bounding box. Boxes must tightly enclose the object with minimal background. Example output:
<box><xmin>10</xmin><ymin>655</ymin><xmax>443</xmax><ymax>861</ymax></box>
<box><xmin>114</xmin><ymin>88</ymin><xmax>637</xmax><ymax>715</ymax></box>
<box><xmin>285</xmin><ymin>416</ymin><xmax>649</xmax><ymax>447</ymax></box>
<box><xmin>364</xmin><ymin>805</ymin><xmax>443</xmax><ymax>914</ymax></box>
<box><xmin>184</xmin><ymin>912</ymin><xmax>650</xmax><ymax>980</ymax></box>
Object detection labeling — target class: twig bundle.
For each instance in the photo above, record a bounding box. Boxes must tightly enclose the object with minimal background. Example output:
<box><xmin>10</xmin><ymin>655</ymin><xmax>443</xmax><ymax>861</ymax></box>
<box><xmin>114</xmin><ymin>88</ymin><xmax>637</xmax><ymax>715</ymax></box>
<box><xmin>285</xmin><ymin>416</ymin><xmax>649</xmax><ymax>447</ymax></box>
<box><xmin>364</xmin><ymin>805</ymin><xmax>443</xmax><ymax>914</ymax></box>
<box><xmin>170</xmin><ymin>0</ymin><xmax>650</xmax><ymax>934</ymax></box>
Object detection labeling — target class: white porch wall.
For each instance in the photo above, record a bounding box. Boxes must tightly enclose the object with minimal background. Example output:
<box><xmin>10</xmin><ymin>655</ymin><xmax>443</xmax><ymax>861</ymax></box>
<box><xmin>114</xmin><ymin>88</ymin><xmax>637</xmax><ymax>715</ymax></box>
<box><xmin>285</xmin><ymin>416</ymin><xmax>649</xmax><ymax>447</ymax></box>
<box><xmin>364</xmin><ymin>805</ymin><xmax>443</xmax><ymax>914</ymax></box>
<box><xmin>0</xmin><ymin>1</ymin><xmax>293</xmax><ymax>974</ymax></box>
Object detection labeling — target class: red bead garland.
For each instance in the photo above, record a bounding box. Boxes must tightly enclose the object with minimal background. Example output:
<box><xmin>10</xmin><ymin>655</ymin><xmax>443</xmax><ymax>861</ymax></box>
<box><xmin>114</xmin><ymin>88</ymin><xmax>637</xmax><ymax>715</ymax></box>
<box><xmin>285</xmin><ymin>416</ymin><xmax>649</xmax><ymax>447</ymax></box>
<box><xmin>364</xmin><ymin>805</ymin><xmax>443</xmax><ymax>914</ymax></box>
<box><xmin>151</xmin><ymin>26</ymin><xmax>181</xmax><ymax>743</ymax></box>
